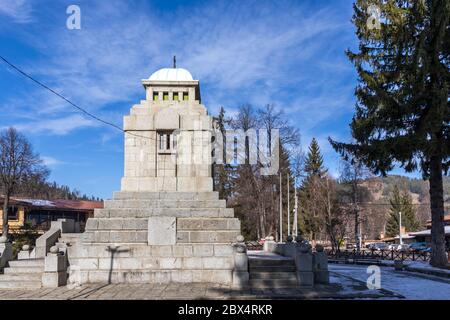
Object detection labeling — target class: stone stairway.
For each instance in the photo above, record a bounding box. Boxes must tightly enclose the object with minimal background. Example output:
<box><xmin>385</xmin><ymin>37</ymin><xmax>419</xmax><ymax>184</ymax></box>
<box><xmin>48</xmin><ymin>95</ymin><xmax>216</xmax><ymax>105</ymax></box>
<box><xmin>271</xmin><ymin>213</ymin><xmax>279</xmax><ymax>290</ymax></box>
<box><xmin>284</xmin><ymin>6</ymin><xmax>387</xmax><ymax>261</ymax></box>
<box><xmin>248</xmin><ymin>253</ymin><xmax>298</xmax><ymax>288</ymax></box>
<box><xmin>0</xmin><ymin>233</ymin><xmax>82</xmax><ymax>289</ymax></box>
<box><xmin>58</xmin><ymin>233</ymin><xmax>82</xmax><ymax>246</ymax></box>
<box><xmin>0</xmin><ymin>259</ymin><xmax>44</xmax><ymax>289</ymax></box>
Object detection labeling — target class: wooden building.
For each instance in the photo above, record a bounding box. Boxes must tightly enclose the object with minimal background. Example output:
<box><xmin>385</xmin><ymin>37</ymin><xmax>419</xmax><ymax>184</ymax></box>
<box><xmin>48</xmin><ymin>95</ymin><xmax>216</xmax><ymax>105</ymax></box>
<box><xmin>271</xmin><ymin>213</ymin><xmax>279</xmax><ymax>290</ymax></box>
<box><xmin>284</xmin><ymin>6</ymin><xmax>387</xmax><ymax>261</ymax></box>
<box><xmin>0</xmin><ymin>196</ymin><xmax>103</xmax><ymax>234</ymax></box>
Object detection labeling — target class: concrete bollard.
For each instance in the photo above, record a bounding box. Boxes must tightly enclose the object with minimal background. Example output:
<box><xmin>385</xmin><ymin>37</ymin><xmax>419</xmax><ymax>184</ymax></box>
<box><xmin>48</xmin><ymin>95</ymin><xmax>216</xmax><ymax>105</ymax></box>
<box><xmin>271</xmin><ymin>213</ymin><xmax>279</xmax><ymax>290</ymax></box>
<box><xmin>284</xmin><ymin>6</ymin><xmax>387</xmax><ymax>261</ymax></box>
<box><xmin>263</xmin><ymin>236</ymin><xmax>276</xmax><ymax>252</ymax></box>
<box><xmin>18</xmin><ymin>244</ymin><xmax>33</xmax><ymax>260</ymax></box>
<box><xmin>0</xmin><ymin>236</ymin><xmax>12</xmax><ymax>269</ymax></box>
<box><xmin>313</xmin><ymin>245</ymin><xmax>330</xmax><ymax>284</ymax></box>
<box><xmin>295</xmin><ymin>243</ymin><xmax>314</xmax><ymax>287</ymax></box>
<box><xmin>232</xmin><ymin>235</ymin><xmax>249</xmax><ymax>288</ymax></box>
<box><xmin>42</xmin><ymin>246</ymin><xmax>68</xmax><ymax>288</ymax></box>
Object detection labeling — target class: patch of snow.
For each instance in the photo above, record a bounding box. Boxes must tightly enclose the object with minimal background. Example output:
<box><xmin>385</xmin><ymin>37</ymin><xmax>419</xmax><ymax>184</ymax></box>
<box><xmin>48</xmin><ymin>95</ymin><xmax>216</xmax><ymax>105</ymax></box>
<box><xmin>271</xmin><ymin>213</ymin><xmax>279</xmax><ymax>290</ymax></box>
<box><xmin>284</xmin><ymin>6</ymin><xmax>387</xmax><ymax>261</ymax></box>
<box><xmin>330</xmin><ymin>264</ymin><xmax>450</xmax><ymax>300</ymax></box>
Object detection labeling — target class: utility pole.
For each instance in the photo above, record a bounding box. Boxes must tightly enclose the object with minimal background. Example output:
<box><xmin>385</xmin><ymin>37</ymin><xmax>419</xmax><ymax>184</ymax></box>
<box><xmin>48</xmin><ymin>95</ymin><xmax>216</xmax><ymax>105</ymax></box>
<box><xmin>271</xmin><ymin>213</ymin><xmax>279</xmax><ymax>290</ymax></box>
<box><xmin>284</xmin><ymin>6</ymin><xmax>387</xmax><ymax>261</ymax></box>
<box><xmin>279</xmin><ymin>172</ymin><xmax>283</xmax><ymax>243</ymax></box>
<box><xmin>399</xmin><ymin>211</ymin><xmax>403</xmax><ymax>245</ymax></box>
<box><xmin>287</xmin><ymin>173</ymin><xmax>290</xmax><ymax>236</ymax></box>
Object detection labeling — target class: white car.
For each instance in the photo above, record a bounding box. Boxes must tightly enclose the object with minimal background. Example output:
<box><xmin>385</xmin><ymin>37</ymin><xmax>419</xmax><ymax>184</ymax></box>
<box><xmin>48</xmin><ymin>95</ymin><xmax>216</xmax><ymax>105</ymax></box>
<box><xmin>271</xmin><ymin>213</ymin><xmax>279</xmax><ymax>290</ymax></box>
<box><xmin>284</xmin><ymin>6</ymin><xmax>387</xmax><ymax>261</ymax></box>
<box><xmin>387</xmin><ymin>244</ymin><xmax>397</xmax><ymax>250</ymax></box>
<box><xmin>396</xmin><ymin>244</ymin><xmax>410</xmax><ymax>251</ymax></box>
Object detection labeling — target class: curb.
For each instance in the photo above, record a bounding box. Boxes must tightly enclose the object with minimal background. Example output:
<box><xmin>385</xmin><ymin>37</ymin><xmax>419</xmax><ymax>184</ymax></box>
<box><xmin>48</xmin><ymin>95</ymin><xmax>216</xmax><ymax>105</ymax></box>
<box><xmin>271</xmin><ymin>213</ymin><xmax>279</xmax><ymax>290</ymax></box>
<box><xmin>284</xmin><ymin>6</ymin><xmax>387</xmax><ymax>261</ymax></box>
<box><xmin>404</xmin><ymin>266</ymin><xmax>450</xmax><ymax>279</ymax></box>
<box><xmin>329</xmin><ymin>259</ymin><xmax>450</xmax><ymax>279</ymax></box>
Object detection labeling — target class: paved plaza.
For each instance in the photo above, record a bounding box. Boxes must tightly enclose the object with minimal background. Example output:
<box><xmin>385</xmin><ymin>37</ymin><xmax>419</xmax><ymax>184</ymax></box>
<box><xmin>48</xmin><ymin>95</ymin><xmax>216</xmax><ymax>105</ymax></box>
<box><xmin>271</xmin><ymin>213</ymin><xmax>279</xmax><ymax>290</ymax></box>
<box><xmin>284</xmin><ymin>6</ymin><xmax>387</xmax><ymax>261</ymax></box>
<box><xmin>0</xmin><ymin>271</ymin><xmax>400</xmax><ymax>300</ymax></box>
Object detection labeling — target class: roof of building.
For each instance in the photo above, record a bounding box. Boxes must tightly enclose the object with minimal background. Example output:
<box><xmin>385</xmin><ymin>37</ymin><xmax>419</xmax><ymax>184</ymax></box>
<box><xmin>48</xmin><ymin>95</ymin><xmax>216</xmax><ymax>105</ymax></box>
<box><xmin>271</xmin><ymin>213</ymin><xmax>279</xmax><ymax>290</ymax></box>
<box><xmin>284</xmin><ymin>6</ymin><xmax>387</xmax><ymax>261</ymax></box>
<box><xmin>409</xmin><ymin>226</ymin><xmax>450</xmax><ymax>236</ymax></box>
<box><xmin>148</xmin><ymin>67</ymin><xmax>194</xmax><ymax>81</ymax></box>
<box><xmin>1</xmin><ymin>196</ymin><xmax>103</xmax><ymax>211</ymax></box>
<box><xmin>426</xmin><ymin>214</ymin><xmax>450</xmax><ymax>226</ymax></box>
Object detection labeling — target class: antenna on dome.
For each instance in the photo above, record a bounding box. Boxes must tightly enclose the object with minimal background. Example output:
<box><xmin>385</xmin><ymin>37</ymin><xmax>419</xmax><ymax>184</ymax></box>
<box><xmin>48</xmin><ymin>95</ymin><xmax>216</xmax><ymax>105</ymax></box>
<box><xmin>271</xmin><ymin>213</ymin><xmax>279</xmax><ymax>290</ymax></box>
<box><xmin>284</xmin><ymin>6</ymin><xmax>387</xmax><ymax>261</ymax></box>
<box><xmin>173</xmin><ymin>55</ymin><xmax>176</xmax><ymax>68</ymax></box>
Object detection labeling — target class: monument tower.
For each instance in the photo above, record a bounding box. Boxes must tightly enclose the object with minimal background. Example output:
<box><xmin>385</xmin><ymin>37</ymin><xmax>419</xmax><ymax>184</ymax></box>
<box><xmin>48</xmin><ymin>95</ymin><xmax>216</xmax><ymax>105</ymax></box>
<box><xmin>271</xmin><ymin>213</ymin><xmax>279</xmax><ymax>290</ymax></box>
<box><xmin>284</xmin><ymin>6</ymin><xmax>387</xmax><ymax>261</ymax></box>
<box><xmin>68</xmin><ymin>64</ymin><xmax>243</xmax><ymax>284</ymax></box>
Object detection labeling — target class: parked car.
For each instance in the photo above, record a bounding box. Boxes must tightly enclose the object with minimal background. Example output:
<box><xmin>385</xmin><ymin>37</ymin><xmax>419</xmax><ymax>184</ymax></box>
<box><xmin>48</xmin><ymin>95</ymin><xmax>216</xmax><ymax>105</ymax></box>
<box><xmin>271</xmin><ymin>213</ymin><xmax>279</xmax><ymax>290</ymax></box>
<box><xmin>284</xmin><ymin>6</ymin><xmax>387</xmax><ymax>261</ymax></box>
<box><xmin>387</xmin><ymin>244</ymin><xmax>397</xmax><ymax>250</ymax></box>
<box><xmin>370</xmin><ymin>243</ymin><xmax>389</xmax><ymax>251</ymax></box>
<box><xmin>409</xmin><ymin>242</ymin><xmax>428</xmax><ymax>252</ymax></box>
<box><xmin>396</xmin><ymin>244</ymin><xmax>410</xmax><ymax>251</ymax></box>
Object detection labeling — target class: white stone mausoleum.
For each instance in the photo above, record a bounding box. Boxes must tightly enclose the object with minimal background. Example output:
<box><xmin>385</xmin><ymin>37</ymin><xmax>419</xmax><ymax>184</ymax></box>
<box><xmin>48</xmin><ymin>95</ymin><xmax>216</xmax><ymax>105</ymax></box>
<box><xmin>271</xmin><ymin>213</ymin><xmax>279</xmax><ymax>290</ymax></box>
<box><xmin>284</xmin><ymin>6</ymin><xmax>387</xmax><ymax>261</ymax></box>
<box><xmin>68</xmin><ymin>66</ymin><xmax>242</xmax><ymax>284</ymax></box>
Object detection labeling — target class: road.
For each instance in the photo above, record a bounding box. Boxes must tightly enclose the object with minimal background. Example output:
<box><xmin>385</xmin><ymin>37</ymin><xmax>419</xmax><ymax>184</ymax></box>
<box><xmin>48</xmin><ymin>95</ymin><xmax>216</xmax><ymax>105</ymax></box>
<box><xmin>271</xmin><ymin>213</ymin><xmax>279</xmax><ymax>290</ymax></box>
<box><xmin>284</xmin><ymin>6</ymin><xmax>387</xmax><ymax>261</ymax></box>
<box><xmin>329</xmin><ymin>263</ymin><xmax>450</xmax><ymax>299</ymax></box>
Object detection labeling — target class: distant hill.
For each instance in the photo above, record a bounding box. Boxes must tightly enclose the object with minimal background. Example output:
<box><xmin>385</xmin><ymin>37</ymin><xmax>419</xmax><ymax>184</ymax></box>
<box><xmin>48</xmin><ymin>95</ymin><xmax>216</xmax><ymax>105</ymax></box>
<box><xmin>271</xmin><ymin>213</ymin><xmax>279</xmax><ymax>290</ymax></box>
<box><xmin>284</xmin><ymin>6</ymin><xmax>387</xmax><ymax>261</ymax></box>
<box><xmin>357</xmin><ymin>175</ymin><xmax>449</xmax><ymax>240</ymax></box>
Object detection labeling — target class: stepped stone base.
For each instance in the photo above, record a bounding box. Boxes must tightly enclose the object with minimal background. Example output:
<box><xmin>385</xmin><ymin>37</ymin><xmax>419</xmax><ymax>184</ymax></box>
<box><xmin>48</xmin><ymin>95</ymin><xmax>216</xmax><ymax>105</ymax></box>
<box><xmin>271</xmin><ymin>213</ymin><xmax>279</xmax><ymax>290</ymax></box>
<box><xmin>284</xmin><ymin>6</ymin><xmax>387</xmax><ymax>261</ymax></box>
<box><xmin>68</xmin><ymin>191</ymin><xmax>240</xmax><ymax>285</ymax></box>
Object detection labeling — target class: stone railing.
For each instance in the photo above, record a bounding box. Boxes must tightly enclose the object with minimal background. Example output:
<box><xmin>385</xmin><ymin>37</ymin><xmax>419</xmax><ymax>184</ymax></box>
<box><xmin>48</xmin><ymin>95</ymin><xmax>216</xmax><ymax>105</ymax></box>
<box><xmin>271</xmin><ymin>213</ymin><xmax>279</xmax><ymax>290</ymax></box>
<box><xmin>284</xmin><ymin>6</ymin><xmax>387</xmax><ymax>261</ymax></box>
<box><xmin>20</xmin><ymin>218</ymin><xmax>78</xmax><ymax>259</ymax></box>
<box><xmin>263</xmin><ymin>236</ymin><xmax>329</xmax><ymax>286</ymax></box>
<box><xmin>0</xmin><ymin>236</ymin><xmax>13</xmax><ymax>270</ymax></box>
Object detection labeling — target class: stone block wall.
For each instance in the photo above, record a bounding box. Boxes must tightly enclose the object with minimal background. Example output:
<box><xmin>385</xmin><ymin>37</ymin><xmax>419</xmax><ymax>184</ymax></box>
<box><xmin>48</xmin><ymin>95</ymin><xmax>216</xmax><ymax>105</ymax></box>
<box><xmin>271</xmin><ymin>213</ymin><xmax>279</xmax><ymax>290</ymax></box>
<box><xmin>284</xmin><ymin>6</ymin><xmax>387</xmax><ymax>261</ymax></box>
<box><xmin>68</xmin><ymin>243</ymin><xmax>235</xmax><ymax>284</ymax></box>
<box><xmin>70</xmin><ymin>191</ymin><xmax>240</xmax><ymax>285</ymax></box>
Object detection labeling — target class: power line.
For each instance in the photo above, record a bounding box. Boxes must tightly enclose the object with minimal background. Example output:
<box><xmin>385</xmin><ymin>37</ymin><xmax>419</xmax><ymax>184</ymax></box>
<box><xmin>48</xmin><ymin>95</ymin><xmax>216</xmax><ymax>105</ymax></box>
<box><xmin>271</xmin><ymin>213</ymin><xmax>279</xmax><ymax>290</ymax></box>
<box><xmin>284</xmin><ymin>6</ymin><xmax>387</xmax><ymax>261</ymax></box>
<box><xmin>0</xmin><ymin>55</ymin><xmax>153</xmax><ymax>141</ymax></box>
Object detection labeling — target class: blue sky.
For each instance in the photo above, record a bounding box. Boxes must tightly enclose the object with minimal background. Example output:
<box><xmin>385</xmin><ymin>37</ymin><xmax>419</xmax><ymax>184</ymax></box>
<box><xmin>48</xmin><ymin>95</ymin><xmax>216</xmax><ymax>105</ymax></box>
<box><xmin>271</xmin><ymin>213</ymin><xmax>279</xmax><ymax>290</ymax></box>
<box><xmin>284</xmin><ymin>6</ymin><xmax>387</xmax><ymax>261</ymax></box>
<box><xmin>0</xmin><ymin>0</ymin><xmax>414</xmax><ymax>199</ymax></box>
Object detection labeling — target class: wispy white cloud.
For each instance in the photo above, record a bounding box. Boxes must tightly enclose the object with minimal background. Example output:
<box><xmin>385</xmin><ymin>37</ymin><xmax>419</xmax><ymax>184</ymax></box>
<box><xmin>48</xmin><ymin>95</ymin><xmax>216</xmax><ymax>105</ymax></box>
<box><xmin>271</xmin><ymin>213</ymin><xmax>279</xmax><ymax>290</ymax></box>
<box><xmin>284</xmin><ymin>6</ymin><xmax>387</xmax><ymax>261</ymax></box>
<box><xmin>13</xmin><ymin>114</ymin><xmax>99</xmax><ymax>135</ymax></box>
<box><xmin>0</xmin><ymin>0</ymin><xmax>33</xmax><ymax>23</ymax></box>
<box><xmin>41</xmin><ymin>155</ymin><xmax>64</xmax><ymax>168</ymax></box>
<box><xmin>15</xmin><ymin>2</ymin><xmax>345</xmax><ymax>119</ymax></box>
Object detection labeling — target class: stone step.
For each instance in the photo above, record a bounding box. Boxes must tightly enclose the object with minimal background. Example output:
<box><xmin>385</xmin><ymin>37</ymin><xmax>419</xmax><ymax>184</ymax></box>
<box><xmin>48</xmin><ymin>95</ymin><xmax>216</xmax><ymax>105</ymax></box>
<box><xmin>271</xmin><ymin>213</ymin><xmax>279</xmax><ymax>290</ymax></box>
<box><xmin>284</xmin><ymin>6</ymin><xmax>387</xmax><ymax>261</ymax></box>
<box><xmin>0</xmin><ymin>280</ymin><xmax>42</xmax><ymax>289</ymax></box>
<box><xmin>249</xmin><ymin>272</ymin><xmax>297</xmax><ymax>280</ymax></box>
<box><xmin>94</xmin><ymin>207</ymin><xmax>234</xmax><ymax>218</ymax></box>
<box><xmin>8</xmin><ymin>259</ymin><xmax>45</xmax><ymax>268</ymax></box>
<box><xmin>4</xmin><ymin>266</ymin><xmax>44</xmax><ymax>274</ymax></box>
<box><xmin>249</xmin><ymin>279</ymin><xmax>298</xmax><ymax>288</ymax></box>
<box><xmin>58</xmin><ymin>233</ymin><xmax>82</xmax><ymax>244</ymax></box>
<box><xmin>249</xmin><ymin>265</ymin><xmax>296</xmax><ymax>272</ymax></box>
<box><xmin>113</xmin><ymin>191</ymin><xmax>219</xmax><ymax>200</ymax></box>
<box><xmin>103</xmin><ymin>199</ymin><xmax>227</xmax><ymax>209</ymax></box>
<box><xmin>86</xmin><ymin>217</ymin><xmax>240</xmax><ymax>232</ymax></box>
<box><xmin>0</xmin><ymin>273</ymin><xmax>43</xmax><ymax>281</ymax></box>
<box><xmin>60</xmin><ymin>233</ymin><xmax>82</xmax><ymax>239</ymax></box>
<box><xmin>248</xmin><ymin>258</ymin><xmax>295</xmax><ymax>267</ymax></box>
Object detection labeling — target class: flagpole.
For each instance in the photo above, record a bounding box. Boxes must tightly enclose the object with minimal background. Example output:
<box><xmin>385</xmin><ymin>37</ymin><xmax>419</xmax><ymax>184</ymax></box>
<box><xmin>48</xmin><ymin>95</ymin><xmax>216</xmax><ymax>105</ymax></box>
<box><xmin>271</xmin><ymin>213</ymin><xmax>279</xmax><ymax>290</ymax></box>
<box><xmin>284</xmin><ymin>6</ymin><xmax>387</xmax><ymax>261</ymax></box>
<box><xmin>279</xmin><ymin>172</ymin><xmax>283</xmax><ymax>243</ymax></box>
<box><xmin>287</xmin><ymin>173</ymin><xmax>290</xmax><ymax>237</ymax></box>
<box><xmin>293</xmin><ymin>177</ymin><xmax>298</xmax><ymax>237</ymax></box>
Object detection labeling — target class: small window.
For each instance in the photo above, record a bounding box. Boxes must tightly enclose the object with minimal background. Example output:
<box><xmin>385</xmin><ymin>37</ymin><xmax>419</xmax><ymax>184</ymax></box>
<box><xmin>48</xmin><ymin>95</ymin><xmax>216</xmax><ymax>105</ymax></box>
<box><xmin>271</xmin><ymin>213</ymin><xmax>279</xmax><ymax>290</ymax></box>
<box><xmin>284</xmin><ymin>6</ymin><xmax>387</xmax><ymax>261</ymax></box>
<box><xmin>173</xmin><ymin>93</ymin><xmax>179</xmax><ymax>101</ymax></box>
<box><xmin>158</xmin><ymin>131</ymin><xmax>175</xmax><ymax>153</ymax></box>
<box><xmin>153</xmin><ymin>92</ymin><xmax>158</xmax><ymax>101</ymax></box>
<box><xmin>7</xmin><ymin>206</ymin><xmax>18</xmax><ymax>220</ymax></box>
<box><xmin>183</xmin><ymin>92</ymin><xmax>189</xmax><ymax>101</ymax></box>
<box><xmin>163</xmin><ymin>92</ymin><xmax>169</xmax><ymax>101</ymax></box>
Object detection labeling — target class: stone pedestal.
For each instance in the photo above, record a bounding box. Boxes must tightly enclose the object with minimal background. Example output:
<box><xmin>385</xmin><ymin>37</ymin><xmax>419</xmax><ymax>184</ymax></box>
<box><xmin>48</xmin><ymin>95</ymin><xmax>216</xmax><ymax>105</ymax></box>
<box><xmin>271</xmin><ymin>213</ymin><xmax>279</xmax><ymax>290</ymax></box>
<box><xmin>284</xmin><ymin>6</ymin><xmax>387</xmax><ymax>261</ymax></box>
<box><xmin>295</xmin><ymin>246</ymin><xmax>314</xmax><ymax>287</ymax></box>
<box><xmin>0</xmin><ymin>238</ymin><xmax>12</xmax><ymax>269</ymax></box>
<box><xmin>232</xmin><ymin>236</ymin><xmax>249</xmax><ymax>288</ymax></box>
<box><xmin>42</xmin><ymin>250</ymin><xmax>68</xmax><ymax>288</ymax></box>
<box><xmin>313</xmin><ymin>246</ymin><xmax>330</xmax><ymax>284</ymax></box>
<box><xmin>68</xmin><ymin>191</ymin><xmax>240</xmax><ymax>285</ymax></box>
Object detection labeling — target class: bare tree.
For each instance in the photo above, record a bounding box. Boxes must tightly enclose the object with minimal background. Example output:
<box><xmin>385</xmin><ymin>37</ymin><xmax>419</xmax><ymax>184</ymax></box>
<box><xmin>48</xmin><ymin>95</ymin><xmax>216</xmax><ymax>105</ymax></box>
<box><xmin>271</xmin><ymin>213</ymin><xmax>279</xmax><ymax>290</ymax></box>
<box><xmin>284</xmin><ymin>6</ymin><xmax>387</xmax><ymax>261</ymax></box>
<box><xmin>322</xmin><ymin>176</ymin><xmax>351</xmax><ymax>251</ymax></box>
<box><xmin>0</xmin><ymin>128</ymin><xmax>45</xmax><ymax>237</ymax></box>
<box><xmin>339</xmin><ymin>157</ymin><xmax>372</xmax><ymax>251</ymax></box>
<box><xmin>228</xmin><ymin>104</ymin><xmax>300</xmax><ymax>240</ymax></box>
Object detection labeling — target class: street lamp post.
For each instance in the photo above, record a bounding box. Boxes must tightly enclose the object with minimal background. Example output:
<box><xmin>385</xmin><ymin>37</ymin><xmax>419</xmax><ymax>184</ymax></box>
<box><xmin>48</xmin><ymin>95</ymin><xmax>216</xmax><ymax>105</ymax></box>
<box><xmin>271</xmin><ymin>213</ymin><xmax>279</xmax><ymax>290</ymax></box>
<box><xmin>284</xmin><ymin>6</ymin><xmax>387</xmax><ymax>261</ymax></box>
<box><xmin>399</xmin><ymin>211</ymin><xmax>403</xmax><ymax>245</ymax></box>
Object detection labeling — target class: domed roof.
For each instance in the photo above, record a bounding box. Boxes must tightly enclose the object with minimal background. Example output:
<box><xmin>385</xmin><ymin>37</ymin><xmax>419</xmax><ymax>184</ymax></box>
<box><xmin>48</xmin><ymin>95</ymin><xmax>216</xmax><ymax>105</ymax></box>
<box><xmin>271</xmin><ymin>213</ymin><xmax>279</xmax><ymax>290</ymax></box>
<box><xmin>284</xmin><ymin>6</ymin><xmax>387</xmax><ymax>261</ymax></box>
<box><xmin>149</xmin><ymin>68</ymin><xmax>193</xmax><ymax>81</ymax></box>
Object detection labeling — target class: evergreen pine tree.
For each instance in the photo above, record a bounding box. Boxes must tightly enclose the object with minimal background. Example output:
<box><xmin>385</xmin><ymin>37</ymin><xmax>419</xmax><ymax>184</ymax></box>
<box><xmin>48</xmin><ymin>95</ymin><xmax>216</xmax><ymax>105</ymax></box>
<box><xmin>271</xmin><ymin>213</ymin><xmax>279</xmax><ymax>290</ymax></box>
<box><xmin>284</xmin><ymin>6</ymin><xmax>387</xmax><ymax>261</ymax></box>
<box><xmin>329</xmin><ymin>0</ymin><xmax>449</xmax><ymax>267</ymax></box>
<box><xmin>300</xmin><ymin>138</ymin><xmax>328</xmax><ymax>240</ymax></box>
<box><xmin>386</xmin><ymin>185</ymin><xmax>421</xmax><ymax>237</ymax></box>
<box><xmin>304</xmin><ymin>138</ymin><xmax>327</xmax><ymax>177</ymax></box>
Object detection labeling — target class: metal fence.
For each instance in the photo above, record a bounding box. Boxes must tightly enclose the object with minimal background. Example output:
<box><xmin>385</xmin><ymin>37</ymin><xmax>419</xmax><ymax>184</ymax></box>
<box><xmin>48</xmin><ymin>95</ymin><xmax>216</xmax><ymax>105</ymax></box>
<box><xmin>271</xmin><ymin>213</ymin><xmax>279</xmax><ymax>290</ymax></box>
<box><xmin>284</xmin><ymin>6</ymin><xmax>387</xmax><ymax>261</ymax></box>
<box><xmin>326</xmin><ymin>248</ymin><xmax>431</xmax><ymax>262</ymax></box>
<box><xmin>246</xmin><ymin>241</ymin><xmax>263</xmax><ymax>251</ymax></box>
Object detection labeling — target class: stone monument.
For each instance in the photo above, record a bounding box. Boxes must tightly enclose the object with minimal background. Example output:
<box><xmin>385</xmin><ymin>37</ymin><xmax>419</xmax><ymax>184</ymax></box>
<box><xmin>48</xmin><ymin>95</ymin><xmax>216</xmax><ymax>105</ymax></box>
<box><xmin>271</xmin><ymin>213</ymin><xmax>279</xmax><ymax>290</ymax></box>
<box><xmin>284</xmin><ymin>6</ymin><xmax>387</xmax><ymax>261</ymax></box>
<box><xmin>67</xmin><ymin>66</ymin><xmax>242</xmax><ymax>284</ymax></box>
